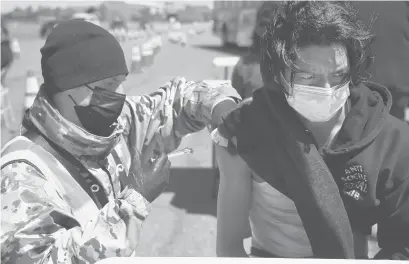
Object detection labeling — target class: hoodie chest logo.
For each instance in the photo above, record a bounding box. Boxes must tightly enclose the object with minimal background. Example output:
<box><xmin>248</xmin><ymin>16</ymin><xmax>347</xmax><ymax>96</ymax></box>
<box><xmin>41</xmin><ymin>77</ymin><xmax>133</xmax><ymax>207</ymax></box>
<box><xmin>341</xmin><ymin>164</ymin><xmax>368</xmax><ymax>201</ymax></box>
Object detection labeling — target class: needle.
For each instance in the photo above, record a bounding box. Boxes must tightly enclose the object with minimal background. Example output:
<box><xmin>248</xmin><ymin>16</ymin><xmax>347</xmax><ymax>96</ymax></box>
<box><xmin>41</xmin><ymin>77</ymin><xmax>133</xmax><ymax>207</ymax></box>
<box><xmin>150</xmin><ymin>148</ymin><xmax>194</xmax><ymax>163</ymax></box>
<box><xmin>168</xmin><ymin>147</ymin><xmax>194</xmax><ymax>158</ymax></box>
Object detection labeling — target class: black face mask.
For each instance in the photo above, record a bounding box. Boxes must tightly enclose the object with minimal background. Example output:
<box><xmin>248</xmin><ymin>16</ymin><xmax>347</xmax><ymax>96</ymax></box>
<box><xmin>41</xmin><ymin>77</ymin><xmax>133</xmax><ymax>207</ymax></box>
<box><xmin>70</xmin><ymin>84</ymin><xmax>126</xmax><ymax>137</ymax></box>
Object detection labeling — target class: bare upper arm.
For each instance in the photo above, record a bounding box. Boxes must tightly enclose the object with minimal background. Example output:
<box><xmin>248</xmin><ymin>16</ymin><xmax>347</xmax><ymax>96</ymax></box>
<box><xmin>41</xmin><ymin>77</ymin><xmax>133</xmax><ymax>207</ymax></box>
<box><xmin>215</xmin><ymin>143</ymin><xmax>253</xmax><ymax>255</ymax></box>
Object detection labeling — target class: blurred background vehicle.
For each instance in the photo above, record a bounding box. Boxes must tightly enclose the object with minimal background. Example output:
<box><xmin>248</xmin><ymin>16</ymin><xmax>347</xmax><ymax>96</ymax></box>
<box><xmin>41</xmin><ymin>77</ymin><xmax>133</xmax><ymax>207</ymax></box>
<box><xmin>212</xmin><ymin>1</ymin><xmax>263</xmax><ymax>48</ymax></box>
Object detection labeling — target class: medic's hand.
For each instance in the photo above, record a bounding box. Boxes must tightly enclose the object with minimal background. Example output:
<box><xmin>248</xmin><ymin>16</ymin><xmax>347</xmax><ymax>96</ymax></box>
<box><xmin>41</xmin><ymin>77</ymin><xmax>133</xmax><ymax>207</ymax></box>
<box><xmin>136</xmin><ymin>134</ymin><xmax>171</xmax><ymax>203</ymax></box>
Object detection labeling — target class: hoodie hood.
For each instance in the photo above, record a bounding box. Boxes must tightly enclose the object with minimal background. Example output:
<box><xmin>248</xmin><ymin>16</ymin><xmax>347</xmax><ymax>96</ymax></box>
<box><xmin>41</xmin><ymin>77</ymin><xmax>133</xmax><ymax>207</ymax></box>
<box><xmin>23</xmin><ymin>85</ymin><xmax>125</xmax><ymax>160</ymax></box>
<box><xmin>326</xmin><ymin>81</ymin><xmax>392</xmax><ymax>156</ymax></box>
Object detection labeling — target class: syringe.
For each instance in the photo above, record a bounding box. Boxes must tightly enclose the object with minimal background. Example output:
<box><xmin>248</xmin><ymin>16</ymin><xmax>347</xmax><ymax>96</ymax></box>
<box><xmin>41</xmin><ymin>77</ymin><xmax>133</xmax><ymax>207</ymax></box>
<box><xmin>168</xmin><ymin>147</ymin><xmax>194</xmax><ymax>158</ymax></box>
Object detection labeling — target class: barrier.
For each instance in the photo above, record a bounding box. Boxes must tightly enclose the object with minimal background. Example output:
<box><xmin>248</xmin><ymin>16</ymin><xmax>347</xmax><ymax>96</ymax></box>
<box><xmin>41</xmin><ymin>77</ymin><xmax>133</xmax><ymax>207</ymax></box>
<box><xmin>210</xmin><ymin>56</ymin><xmax>240</xmax><ymax>198</ymax></box>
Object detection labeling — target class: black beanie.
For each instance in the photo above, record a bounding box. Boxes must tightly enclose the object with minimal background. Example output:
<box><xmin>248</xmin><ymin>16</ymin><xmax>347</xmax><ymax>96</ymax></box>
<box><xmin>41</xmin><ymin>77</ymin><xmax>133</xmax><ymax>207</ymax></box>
<box><xmin>40</xmin><ymin>20</ymin><xmax>129</xmax><ymax>94</ymax></box>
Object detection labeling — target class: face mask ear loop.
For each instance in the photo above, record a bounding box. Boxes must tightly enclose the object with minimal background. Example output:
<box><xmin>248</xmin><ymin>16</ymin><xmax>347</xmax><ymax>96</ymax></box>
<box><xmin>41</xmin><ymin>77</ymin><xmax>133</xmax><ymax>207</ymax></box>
<box><xmin>69</xmin><ymin>95</ymin><xmax>78</xmax><ymax>106</ymax></box>
<box><xmin>280</xmin><ymin>72</ymin><xmax>294</xmax><ymax>97</ymax></box>
<box><xmin>85</xmin><ymin>84</ymin><xmax>94</xmax><ymax>91</ymax></box>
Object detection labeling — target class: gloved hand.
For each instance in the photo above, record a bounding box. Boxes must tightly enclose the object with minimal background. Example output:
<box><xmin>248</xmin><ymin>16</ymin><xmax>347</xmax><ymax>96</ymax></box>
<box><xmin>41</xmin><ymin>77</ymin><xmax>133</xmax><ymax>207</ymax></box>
<box><xmin>116</xmin><ymin>186</ymin><xmax>150</xmax><ymax>250</ymax></box>
<box><xmin>133</xmin><ymin>133</ymin><xmax>171</xmax><ymax>203</ymax></box>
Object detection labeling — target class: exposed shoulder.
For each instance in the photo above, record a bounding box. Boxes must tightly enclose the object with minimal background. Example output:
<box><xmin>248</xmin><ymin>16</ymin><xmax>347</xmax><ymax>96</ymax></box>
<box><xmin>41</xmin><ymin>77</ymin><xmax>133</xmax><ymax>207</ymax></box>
<box><xmin>212</xmin><ymin>96</ymin><xmax>267</xmax><ymax>153</ymax></box>
<box><xmin>211</xmin><ymin>128</ymin><xmax>232</xmax><ymax>148</ymax></box>
<box><xmin>214</xmin><ymin>136</ymin><xmax>252</xmax><ymax>181</ymax></box>
<box><xmin>210</xmin><ymin>98</ymin><xmax>255</xmax><ymax>148</ymax></box>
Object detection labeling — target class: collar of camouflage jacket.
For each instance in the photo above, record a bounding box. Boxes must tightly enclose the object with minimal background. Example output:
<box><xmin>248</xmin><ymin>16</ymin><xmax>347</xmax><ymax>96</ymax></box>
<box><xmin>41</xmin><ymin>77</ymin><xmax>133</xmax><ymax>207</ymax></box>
<box><xmin>27</xmin><ymin>85</ymin><xmax>125</xmax><ymax>160</ymax></box>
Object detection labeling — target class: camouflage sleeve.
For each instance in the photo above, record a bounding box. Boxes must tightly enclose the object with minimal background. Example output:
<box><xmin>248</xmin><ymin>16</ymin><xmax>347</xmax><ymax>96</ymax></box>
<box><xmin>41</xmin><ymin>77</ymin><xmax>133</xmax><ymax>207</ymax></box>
<box><xmin>125</xmin><ymin>77</ymin><xmax>241</xmax><ymax>153</ymax></box>
<box><xmin>1</xmin><ymin>162</ymin><xmax>150</xmax><ymax>264</ymax></box>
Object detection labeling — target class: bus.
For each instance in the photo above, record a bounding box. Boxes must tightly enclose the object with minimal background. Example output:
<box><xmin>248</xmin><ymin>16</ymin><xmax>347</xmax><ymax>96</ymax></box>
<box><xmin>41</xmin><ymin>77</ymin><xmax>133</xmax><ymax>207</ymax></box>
<box><xmin>212</xmin><ymin>1</ymin><xmax>263</xmax><ymax>47</ymax></box>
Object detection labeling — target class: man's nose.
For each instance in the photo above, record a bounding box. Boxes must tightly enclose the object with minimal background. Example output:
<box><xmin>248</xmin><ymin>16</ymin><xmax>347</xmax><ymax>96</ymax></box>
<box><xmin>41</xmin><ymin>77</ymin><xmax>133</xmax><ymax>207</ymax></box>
<box><xmin>316</xmin><ymin>77</ymin><xmax>332</xmax><ymax>89</ymax></box>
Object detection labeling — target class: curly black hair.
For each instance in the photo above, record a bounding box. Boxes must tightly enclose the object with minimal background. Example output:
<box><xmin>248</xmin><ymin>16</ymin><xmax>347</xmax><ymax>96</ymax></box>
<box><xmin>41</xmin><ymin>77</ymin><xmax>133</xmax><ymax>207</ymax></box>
<box><xmin>260</xmin><ymin>1</ymin><xmax>376</xmax><ymax>93</ymax></box>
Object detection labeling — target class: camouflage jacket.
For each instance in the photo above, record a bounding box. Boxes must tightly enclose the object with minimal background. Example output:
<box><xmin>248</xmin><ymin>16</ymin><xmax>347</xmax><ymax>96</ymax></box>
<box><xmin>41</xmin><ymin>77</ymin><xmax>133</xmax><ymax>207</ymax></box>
<box><xmin>0</xmin><ymin>77</ymin><xmax>240</xmax><ymax>264</ymax></box>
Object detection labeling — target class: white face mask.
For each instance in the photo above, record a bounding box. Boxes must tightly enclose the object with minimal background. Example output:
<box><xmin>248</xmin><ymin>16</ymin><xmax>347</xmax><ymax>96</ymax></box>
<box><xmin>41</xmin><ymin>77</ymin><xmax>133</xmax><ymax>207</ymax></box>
<box><xmin>285</xmin><ymin>81</ymin><xmax>351</xmax><ymax>122</ymax></box>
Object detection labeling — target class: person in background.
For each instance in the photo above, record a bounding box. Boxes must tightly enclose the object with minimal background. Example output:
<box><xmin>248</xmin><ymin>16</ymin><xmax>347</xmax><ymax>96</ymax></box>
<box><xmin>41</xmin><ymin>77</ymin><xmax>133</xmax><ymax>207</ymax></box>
<box><xmin>350</xmin><ymin>1</ymin><xmax>409</xmax><ymax>122</ymax></box>
<box><xmin>0</xmin><ymin>20</ymin><xmax>240</xmax><ymax>264</ymax></box>
<box><xmin>86</xmin><ymin>6</ymin><xmax>97</xmax><ymax>14</ymax></box>
<box><xmin>1</xmin><ymin>16</ymin><xmax>14</xmax><ymax>87</ymax></box>
<box><xmin>231</xmin><ymin>1</ymin><xmax>278</xmax><ymax>99</ymax></box>
<box><xmin>167</xmin><ymin>15</ymin><xmax>186</xmax><ymax>46</ymax></box>
<box><xmin>110</xmin><ymin>16</ymin><xmax>128</xmax><ymax>31</ymax></box>
<box><xmin>168</xmin><ymin>15</ymin><xmax>182</xmax><ymax>31</ymax></box>
<box><xmin>214</xmin><ymin>1</ymin><xmax>409</xmax><ymax>259</ymax></box>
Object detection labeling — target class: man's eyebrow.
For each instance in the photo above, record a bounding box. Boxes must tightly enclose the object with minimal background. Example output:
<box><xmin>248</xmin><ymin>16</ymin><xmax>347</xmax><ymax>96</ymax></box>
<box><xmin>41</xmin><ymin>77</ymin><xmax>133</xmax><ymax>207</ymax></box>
<box><xmin>293</xmin><ymin>66</ymin><xmax>349</xmax><ymax>75</ymax></box>
<box><xmin>294</xmin><ymin>69</ymin><xmax>314</xmax><ymax>74</ymax></box>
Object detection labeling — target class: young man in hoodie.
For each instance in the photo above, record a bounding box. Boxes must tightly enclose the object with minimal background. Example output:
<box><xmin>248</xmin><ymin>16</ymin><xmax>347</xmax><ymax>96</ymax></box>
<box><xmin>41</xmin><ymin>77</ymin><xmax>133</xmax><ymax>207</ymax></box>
<box><xmin>0</xmin><ymin>20</ymin><xmax>240</xmax><ymax>264</ymax></box>
<box><xmin>214</xmin><ymin>1</ymin><xmax>409</xmax><ymax>259</ymax></box>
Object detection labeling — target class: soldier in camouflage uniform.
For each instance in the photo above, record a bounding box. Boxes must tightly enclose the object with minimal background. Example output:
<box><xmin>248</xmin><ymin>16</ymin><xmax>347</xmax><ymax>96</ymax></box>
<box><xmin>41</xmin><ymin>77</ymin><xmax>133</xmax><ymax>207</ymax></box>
<box><xmin>0</xmin><ymin>20</ymin><xmax>240</xmax><ymax>263</ymax></box>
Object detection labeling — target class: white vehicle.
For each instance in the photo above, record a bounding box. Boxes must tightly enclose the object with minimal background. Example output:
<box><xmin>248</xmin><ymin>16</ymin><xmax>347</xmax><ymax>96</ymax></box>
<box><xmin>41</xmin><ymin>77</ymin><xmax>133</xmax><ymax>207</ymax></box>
<box><xmin>212</xmin><ymin>1</ymin><xmax>263</xmax><ymax>47</ymax></box>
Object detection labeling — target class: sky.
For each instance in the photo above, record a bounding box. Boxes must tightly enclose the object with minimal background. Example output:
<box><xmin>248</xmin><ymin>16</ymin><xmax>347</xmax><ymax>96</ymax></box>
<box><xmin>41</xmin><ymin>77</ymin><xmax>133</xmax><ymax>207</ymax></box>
<box><xmin>1</xmin><ymin>0</ymin><xmax>214</xmax><ymax>14</ymax></box>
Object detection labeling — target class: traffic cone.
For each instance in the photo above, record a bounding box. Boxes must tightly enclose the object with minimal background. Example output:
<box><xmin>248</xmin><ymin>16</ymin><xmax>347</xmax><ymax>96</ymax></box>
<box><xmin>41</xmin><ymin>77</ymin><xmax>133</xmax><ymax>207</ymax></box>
<box><xmin>130</xmin><ymin>44</ymin><xmax>142</xmax><ymax>74</ymax></box>
<box><xmin>25</xmin><ymin>70</ymin><xmax>39</xmax><ymax>111</ymax></box>
<box><xmin>141</xmin><ymin>41</ymin><xmax>154</xmax><ymax>68</ymax></box>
